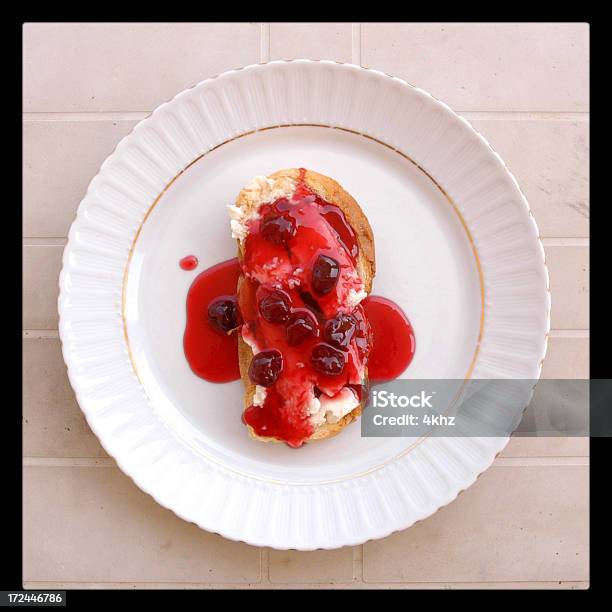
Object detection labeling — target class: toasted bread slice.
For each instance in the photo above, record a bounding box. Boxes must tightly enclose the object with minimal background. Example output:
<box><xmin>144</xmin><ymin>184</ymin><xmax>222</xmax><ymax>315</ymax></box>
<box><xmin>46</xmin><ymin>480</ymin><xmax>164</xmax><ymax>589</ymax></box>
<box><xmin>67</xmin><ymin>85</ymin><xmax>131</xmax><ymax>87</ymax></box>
<box><xmin>235</xmin><ymin>168</ymin><xmax>376</xmax><ymax>443</ymax></box>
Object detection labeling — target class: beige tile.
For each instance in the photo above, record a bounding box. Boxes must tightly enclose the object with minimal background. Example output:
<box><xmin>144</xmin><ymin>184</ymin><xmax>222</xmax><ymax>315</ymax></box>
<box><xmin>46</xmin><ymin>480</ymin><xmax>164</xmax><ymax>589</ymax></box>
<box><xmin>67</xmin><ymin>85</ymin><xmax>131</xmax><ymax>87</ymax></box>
<box><xmin>546</xmin><ymin>246</ymin><xmax>589</xmax><ymax>330</ymax></box>
<box><xmin>23</xmin><ymin>466</ymin><xmax>261</xmax><ymax>583</ymax></box>
<box><xmin>363</xmin><ymin>465</ymin><xmax>588</xmax><ymax>583</ymax></box>
<box><xmin>269</xmin><ymin>548</ymin><xmax>354</xmax><ymax>584</ymax></box>
<box><xmin>362</xmin><ymin>23</ymin><xmax>589</xmax><ymax>111</ymax></box>
<box><xmin>501</xmin><ymin>336</ymin><xmax>589</xmax><ymax>458</ymax></box>
<box><xmin>469</xmin><ymin>120</ymin><xmax>589</xmax><ymax>238</ymax></box>
<box><xmin>502</xmin><ymin>437</ymin><xmax>589</xmax><ymax>458</ymax></box>
<box><xmin>23</xmin><ymin>23</ymin><xmax>260</xmax><ymax>112</ymax></box>
<box><xmin>23</xmin><ymin>120</ymin><xmax>138</xmax><ymax>238</ymax></box>
<box><xmin>23</xmin><ymin>245</ymin><xmax>63</xmax><ymax>330</ymax></box>
<box><xmin>23</xmin><ymin>337</ymin><xmax>108</xmax><ymax>458</ymax></box>
<box><xmin>541</xmin><ymin>336</ymin><xmax>589</xmax><ymax>379</ymax></box>
<box><xmin>270</xmin><ymin>23</ymin><xmax>352</xmax><ymax>62</ymax></box>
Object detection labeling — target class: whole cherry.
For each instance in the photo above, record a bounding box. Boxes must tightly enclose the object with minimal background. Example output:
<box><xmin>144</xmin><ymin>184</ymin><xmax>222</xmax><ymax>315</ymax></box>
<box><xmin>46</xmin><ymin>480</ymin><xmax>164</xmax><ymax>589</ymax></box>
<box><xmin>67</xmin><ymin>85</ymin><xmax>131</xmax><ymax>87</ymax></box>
<box><xmin>248</xmin><ymin>350</ymin><xmax>283</xmax><ymax>387</ymax></box>
<box><xmin>311</xmin><ymin>255</ymin><xmax>340</xmax><ymax>295</ymax></box>
<box><xmin>260</xmin><ymin>213</ymin><xmax>296</xmax><ymax>245</ymax></box>
<box><xmin>285</xmin><ymin>310</ymin><xmax>319</xmax><ymax>346</ymax></box>
<box><xmin>310</xmin><ymin>343</ymin><xmax>346</xmax><ymax>376</ymax></box>
<box><xmin>207</xmin><ymin>297</ymin><xmax>239</xmax><ymax>334</ymax></box>
<box><xmin>324</xmin><ymin>313</ymin><xmax>357</xmax><ymax>349</ymax></box>
<box><xmin>258</xmin><ymin>289</ymin><xmax>292</xmax><ymax>324</ymax></box>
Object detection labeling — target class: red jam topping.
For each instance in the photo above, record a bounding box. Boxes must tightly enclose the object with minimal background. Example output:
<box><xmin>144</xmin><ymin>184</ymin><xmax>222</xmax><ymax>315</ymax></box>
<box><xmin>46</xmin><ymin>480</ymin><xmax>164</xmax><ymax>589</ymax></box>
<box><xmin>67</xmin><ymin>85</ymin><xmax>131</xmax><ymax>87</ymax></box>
<box><xmin>240</xmin><ymin>173</ymin><xmax>370</xmax><ymax>447</ymax></box>
<box><xmin>180</xmin><ymin>172</ymin><xmax>417</xmax><ymax>447</ymax></box>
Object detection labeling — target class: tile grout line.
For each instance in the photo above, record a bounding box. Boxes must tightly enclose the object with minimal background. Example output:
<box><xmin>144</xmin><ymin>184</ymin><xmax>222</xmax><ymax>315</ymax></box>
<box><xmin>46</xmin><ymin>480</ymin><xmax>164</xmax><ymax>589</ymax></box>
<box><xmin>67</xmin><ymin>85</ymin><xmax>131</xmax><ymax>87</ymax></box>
<box><xmin>23</xmin><ymin>458</ymin><xmax>116</xmax><ymax>467</ymax></box>
<box><xmin>548</xmin><ymin>329</ymin><xmax>590</xmax><ymax>338</ymax></box>
<box><xmin>22</xmin><ymin>580</ymin><xmax>589</xmax><ymax>589</ymax></box>
<box><xmin>541</xmin><ymin>238</ymin><xmax>589</xmax><ymax>247</ymax></box>
<box><xmin>353</xmin><ymin>545</ymin><xmax>364</xmax><ymax>582</ymax></box>
<box><xmin>260</xmin><ymin>23</ymin><xmax>270</xmax><ymax>63</ymax></box>
<box><xmin>23</xmin><ymin>330</ymin><xmax>60</xmax><ymax>339</ymax></box>
<box><xmin>23</xmin><ymin>111</ymin><xmax>149</xmax><ymax>122</ymax></box>
<box><xmin>22</xmin><ymin>456</ymin><xmax>589</xmax><ymax>468</ymax></box>
<box><xmin>260</xmin><ymin>548</ymin><xmax>271</xmax><ymax>584</ymax></box>
<box><xmin>23</xmin><ymin>237</ymin><xmax>67</xmax><ymax>245</ymax></box>
<box><xmin>351</xmin><ymin>23</ymin><xmax>362</xmax><ymax>66</ymax></box>
<box><xmin>460</xmin><ymin>111</ymin><xmax>589</xmax><ymax>121</ymax></box>
<box><xmin>493</xmin><ymin>456</ymin><xmax>589</xmax><ymax>467</ymax></box>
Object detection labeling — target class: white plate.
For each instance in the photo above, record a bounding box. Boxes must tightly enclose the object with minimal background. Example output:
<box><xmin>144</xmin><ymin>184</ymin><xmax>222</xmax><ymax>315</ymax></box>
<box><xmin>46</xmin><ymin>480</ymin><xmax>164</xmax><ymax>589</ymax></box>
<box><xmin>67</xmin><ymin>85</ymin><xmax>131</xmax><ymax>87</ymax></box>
<box><xmin>59</xmin><ymin>60</ymin><xmax>550</xmax><ymax>549</ymax></box>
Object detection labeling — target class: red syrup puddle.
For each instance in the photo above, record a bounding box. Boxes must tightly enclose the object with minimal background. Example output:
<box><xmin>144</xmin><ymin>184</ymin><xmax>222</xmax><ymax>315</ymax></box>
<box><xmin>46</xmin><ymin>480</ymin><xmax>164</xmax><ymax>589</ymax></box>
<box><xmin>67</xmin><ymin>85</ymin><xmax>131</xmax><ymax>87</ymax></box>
<box><xmin>179</xmin><ymin>255</ymin><xmax>199</xmax><ymax>270</ymax></box>
<box><xmin>362</xmin><ymin>296</ymin><xmax>416</xmax><ymax>383</ymax></box>
<box><xmin>183</xmin><ymin>258</ymin><xmax>241</xmax><ymax>383</ymax></box>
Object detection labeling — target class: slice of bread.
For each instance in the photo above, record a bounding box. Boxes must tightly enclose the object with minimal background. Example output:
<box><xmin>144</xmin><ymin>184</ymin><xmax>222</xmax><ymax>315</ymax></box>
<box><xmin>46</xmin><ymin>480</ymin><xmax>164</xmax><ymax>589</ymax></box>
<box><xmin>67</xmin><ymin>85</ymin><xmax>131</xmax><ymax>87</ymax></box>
<box><xmin>234</xmin><ymin>168</ymin><xmax>376</xmax><ymax>443</ymax></box>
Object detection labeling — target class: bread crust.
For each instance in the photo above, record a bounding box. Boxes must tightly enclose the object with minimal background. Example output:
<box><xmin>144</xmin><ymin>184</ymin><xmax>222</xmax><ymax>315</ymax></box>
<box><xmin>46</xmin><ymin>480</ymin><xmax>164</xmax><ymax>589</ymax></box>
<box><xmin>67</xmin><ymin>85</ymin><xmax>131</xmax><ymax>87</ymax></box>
<box><xmin>235</xmin><ymin>168</ymin><xmax>375</xmax><ymax>444</ymax></box>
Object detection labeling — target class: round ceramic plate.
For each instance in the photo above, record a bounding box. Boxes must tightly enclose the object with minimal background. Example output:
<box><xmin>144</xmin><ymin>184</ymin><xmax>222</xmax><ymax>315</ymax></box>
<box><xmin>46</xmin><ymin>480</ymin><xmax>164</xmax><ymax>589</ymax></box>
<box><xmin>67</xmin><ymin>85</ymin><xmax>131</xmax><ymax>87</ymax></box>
<box><xmin>59</xmin><ymin>60</ymin><xmax>550</xmax><ymax>549</ymax></box>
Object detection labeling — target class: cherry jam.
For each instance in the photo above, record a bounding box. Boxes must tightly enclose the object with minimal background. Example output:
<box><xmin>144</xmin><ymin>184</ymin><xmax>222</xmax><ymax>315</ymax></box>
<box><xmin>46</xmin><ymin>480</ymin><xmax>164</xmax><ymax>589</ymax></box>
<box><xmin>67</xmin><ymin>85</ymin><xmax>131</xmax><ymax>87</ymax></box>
<box><xmin>181</xmin><ymin>170</ymin><xmax>416</xmax><ymax>448</ymax></box>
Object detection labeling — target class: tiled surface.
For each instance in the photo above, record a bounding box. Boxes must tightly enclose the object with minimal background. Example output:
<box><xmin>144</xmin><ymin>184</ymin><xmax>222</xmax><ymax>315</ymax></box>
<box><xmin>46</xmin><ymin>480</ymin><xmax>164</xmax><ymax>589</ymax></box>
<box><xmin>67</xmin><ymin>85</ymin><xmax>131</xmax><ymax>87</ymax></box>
<box><xmin>23</xmin><ymin>23</ymin><xmax>589</xmax><ymax>589</ymax></box>
<box><xmin>468</xmin><ymin>119</ymin><xmax>589</xmax><ymax>238</ymax></box>
<box><xmin>23</xmin><ymin>23</ymin><xmax>261</xmax><ymax>112</ymax></box>
<box><xmin>268</xmin><ymin>548</ymin><xmax>355</xmax><ymax>584</ymax></box>
<box><xmin>362</xmin><ymin>466</ymin><xmax>588</xmax><ymax>583</ymax></box>
<box><xmin>23</xmin><ymin>119</ymin><xmax>138</xmax><ymax>237</ymax></box>
<box><xmin>270</xmin><ymin>23</ymin><xmax>352</xmax><ymax>62</ymax></box>
<box><xmin>501</xmin><ymin>437</ymin><xmax>588</xmax><ymax>459</ymax></box>
<box><xmin>362</xmin><ymin>23</ymin><xmax>589</xmax><ymax>111</ymax></box>
<box><xmin>23</xmin><ymin>245</ymin><xmax>63</xmax><ymax>330</ymax></box>
<box><xmin>541</xmin><ymin>336</ymin><xmax>589</xmax><ymax>380</ymax></box>
<box><xmin>23</xmin><ymin>337</ymin><xmax>108</xmax><ymax>458</ymax></box>
<box><xmin>23</xmin><ymin>467</ymin><xmax>261</xmax><ymax>583</ymax></box>
<box><xmin>501</xmin><ymin>336</ymin><xmax>589</xmax><ymax>458</ymax></box>
<box><xmin>546</xmin><ymin>246</ymin><xmax>589</xmax><ymax>330</ymax></box>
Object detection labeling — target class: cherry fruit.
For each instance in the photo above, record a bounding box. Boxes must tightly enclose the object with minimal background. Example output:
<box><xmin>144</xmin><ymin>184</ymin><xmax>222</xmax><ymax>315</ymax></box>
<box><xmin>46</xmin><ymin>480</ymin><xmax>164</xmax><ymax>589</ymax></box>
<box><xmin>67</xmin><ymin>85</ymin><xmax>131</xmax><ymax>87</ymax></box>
<box><xmin>259</xmin><ymin>289</ymin><xmax>292</xmax><ymax>324</ymax></box>
<box><xmin>285</xmin><ymin>311</ymin><xmax>319</xmax><ymax>346</ymax></box>
<box><xmin>310</xmin><ymin>343</ymin><xmax>345</xmax><ymax>376</ymax></box>
<box><xmin>261</xmin><ymin>213</ymin><xmax>296</xmax><ymax>245</ymax></box>
<box><xmin>248</xmin><ymin>350</ymin><xmax>283</xmax><ymax>387</ymax></box>
<box><xmin>207</xmin><ymin>297</ymin><xmax>239</xmax><ymax>334</ymax></box>
<box><xmin>311</xmin><ymin>255</ymin><xmax>340</xmax><ymax>295</ymax></box>
<box><xmin>324</xmin><ymin>313</ymin><xmax>356</xmax><ymax>349</ymax></box>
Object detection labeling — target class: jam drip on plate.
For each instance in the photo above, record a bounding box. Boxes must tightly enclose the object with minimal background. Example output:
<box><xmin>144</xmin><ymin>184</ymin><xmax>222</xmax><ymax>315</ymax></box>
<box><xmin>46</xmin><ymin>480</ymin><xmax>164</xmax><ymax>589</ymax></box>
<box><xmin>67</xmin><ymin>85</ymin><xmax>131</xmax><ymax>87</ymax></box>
<box><xmin>179</xmin><ymin>255</ymin><xmax>199</xmax><ymax>271</ymax></box>
<box><xmin>362</xmin><ymin>296</ymin><xmax>415</xmax><ymax>382</ymax></box>
<box><xmin>239</xmin><ymin>174</ymin><xmax>371</xmax><ymax>447</ymax></box>
<box><xmin>183</xmin><ymin>259</ymin><xmax>241</xmax><ymax>383</ymax></box>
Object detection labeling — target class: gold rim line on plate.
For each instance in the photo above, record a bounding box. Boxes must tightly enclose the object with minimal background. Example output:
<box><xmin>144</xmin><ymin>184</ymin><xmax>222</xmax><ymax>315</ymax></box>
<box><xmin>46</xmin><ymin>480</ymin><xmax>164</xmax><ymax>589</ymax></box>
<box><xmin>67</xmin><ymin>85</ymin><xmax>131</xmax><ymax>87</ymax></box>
<box><xmin>120</xmin><ymin>123</ymin><xmax>486</xmax><ymax>485</ymax></box>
